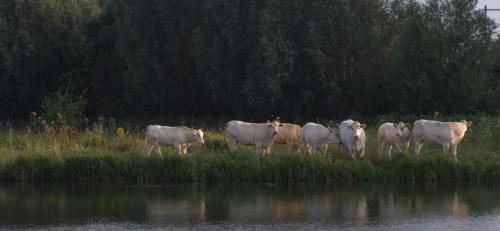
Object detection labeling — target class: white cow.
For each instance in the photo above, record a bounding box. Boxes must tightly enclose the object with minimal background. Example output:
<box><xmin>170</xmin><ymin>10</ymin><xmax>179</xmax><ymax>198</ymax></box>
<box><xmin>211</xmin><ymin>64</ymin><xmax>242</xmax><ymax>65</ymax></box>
<box><xmin>377</xmin><ymin>122</ymin><xmax>411</xmax><ymax>159</ymax></box>
<box><xmin>225</xmin><ymin>120</ymin><xmax>282</xmax><ymax>155</ymax></box>
<box><xmin>301</xmin><ymin>122</ymin><xmax>341</xmax><ymax>155</ymax></box>
<box><xmin>145</xmin><ymin>125</ymin><xmax>205</xmax><ymax>156</ymax></box>
<box><xmin>339</xmin><ymin>119</ymin><xmax>366</xmax><ymax>160</ymax></box>
<box><xmin>412</xmin><ymin>119</ymin><xmax>472</xmax><ymax>162</ymax></box>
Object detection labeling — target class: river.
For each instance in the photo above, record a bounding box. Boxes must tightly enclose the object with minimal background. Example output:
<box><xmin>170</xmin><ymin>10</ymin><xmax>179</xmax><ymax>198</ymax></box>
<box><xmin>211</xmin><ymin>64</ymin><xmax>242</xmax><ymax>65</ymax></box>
<box><xmin>0</xmin><ymin>183</ymin><xmax>499</xmax><ymax>230</ymax></box>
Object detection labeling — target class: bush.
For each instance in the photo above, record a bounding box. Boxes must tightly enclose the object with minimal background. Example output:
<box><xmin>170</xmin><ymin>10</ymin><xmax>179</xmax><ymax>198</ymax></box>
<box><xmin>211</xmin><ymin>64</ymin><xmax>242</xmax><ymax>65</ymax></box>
<box><xmin>41</xmin><ymin>83</ymin><xmax>87</xmax><ymax>125</ymax></box>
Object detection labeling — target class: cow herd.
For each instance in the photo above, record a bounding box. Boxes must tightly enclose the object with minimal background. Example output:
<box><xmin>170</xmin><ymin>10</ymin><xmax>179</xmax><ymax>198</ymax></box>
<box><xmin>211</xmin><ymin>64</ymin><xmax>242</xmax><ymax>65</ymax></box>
<box><xmin>144</xmin><ymin>119</ymin><xmax>472</xmax><ymax>162</ymax></box>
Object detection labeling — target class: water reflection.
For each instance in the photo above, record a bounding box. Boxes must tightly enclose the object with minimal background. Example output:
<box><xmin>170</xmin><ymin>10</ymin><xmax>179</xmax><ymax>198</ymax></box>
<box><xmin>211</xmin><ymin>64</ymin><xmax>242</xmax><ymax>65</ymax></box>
<box><xmin>0</xmin><ymin>184</ymin><xmax>499</xmax><ymax>228</ymax></box>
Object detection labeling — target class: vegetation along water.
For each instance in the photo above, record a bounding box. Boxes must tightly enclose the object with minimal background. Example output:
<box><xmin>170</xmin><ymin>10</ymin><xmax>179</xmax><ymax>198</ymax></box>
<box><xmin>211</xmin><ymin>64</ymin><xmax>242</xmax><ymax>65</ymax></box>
<box><xmin>0</xmin><ymin>115</ymin><xmax>499</xmax><ymax>184</ymax></box>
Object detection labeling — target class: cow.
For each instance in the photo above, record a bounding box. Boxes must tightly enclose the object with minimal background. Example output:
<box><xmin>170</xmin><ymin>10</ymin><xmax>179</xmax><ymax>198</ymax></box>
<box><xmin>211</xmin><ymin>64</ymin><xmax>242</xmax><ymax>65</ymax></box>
<box><xmin>145</xmin><ymin>125</ymin><xmax>205</xmax><ymax>156</ymax></box>
<box><xmin>377</xmin><ymin>122</ymin><xmax>411</xmax><ymax>159</ymax></box>
<box><xmin>272</xmin><ymin>123</ymin><xmax>303</xmax><ymax>153</ymax></box>
<box><xmin>301</xmin><ymin>122</ymin><xmax>341</xmax><ymax>155</ymax></box>
<box><xmin>225</xmin><ymin>120</ymin><xmax>282</xmax><ymax>155</ymax></box>
<box><xmin>412</xmin><ymin>119</ymin><xmax>472</xmax><ymax>162</ymax></box>
<box><xmin>339</xmin><ymin>119</ymin><xmax>367</xmax><ymax>160</ymax></box>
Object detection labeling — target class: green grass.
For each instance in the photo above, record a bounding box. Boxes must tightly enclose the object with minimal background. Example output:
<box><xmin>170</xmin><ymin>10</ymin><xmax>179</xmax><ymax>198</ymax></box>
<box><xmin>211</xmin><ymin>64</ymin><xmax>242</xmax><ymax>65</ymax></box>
<box><xmin>0</xmin><ymin>115</ymin><xmax>499</xmax><ymax>184</ymax></box>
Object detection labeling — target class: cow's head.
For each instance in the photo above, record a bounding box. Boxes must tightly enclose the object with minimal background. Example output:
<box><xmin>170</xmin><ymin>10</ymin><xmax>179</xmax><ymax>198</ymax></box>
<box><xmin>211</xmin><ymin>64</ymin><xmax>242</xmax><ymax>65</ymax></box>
<box><xmin>267</xmin><ymin>120</ymin><xmax>283</xmax><ymax>136</ymax></box>
<box><xmin>327</xmin><ymin>127</ymin><xmax>341</xmax><ymax>144</ymax></box>
<box><xmin>393</xmin><ymin>122</ymin><xmax>408</xmax><ymax>137</ymax></box>
<box><xmin>348</xmin><ymin>121</ymin><xmax>366</xmax><ymax>151</ymax></box>
<box><xmin>193</xmin><ymin>129</ymin><xmax>205</xmax><ymax>144</ymax></box>
<box><xmin>460</xmin><ymin>120</ymin><xmax>472</xmax><ymax>128</ymax></box>
<box><xmin>349</xmin><ymin>121</ymin><xmax>366</xmax><ymax>139</ymax></box>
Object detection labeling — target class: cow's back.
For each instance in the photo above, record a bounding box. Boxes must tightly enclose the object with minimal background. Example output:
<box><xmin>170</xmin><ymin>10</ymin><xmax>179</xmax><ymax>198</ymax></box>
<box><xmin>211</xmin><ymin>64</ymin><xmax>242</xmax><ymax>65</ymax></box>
<box><xmin>225</xmin><ymin>120</ymin><xmax>272</xmax><ymax>145</ymax></box>
<box><xmin>302</xmin><ymin>123</ymin><xmax>329</xmax><ymax>144</ymax></box>
<box><xmin>378</xmin><ymin>123</ymin><xmax>397</xmax><ymax>143</ymax></box>
<box><xmin>274</xmin><ymin>123</ymin><xmax>301</xmax><ymax>144</ymax></box>
<box><xmin>146</xmin><ymin>125</ymin><xmax>189</xmax><ymax>144</ymax></box>
<box><xmin>412</xmin><ymin>120</ymin><xmax>451</xmax><ymax>144</ymax></box>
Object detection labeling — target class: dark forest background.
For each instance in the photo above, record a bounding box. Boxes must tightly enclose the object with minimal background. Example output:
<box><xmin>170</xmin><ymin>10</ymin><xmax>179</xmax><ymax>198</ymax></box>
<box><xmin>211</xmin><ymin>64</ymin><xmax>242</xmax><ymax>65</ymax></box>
<box><xmin>1</xmin><ymin>0</ymin><xmax>500</xmax><ymax>122</ymax></box>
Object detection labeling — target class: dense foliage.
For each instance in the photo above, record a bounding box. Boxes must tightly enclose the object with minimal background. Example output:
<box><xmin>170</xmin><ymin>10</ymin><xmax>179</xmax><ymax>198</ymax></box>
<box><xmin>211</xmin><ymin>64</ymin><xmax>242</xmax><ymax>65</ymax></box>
<box><xmin>1</xmin><ymin>0</ymin><xmax>499</xmax><ymax>121</ymax></box>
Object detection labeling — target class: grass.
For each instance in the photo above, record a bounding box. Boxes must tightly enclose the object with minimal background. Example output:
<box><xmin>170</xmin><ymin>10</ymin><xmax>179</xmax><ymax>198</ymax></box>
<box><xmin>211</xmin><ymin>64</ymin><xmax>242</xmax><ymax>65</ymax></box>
<box><xmin>0</xmin><ymin>115</ymin><xmax>500</xmax><ymax>184</ymax></box>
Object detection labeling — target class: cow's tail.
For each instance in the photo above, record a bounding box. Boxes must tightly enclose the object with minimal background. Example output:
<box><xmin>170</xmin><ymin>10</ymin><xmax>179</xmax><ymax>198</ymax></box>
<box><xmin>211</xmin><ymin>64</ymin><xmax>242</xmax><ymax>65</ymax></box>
<box><xmin>222</xmin><ymin>122</ymin><xmax>228</xmax><ymax>144</ymax></box>
<box><xmin>143</xmin><ymin>126</ymin><xmax>150</xmax><ymax>152</ymax></box>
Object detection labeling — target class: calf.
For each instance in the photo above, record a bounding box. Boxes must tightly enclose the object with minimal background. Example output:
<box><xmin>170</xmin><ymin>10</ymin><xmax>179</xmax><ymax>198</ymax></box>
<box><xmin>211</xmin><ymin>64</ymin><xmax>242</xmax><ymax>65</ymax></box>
<box><xmin>377</xmin><ymin>122</ymin><xmax>411</xmax><ymax>159</ymax></box>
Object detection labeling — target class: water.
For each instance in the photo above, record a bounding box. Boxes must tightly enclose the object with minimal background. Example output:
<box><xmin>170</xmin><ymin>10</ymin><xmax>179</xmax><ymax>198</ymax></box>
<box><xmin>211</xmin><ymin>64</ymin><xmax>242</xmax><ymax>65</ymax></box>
<box><xmin>0</xmin><ymin>184</ymin><xmax>499</xmax><ymax>230</ymax></box>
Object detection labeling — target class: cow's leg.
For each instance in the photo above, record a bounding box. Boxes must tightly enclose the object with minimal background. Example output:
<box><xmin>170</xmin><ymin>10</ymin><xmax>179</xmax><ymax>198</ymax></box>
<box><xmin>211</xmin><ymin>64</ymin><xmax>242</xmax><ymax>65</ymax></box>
<box><xmin>147</xmin><ymin>143</ymin><xmax>155</xmax><ymax>156</ymax></box>
<box><xmin>152</xmin><ymin>142</ymin><xmax>162</xmax><ymax>157</ymax></box>
<box><xmin>285</xmin><ymin>143</ymin><xmax>291</xmax><ymax>153</ymax></box>
<box><xmin>442</xmin><ymin>142</ymin><xmax>450</xmax><ymax>156</ymax></box>
<box><xmin>263</xmin><ymin>146</ymin><xmax>270</xmax><ymax>155</ymax></box>
<box><xmin>378</xmin><ymin>141</ymin><xmax>385</xmax><ymax>157</ymax></box>
<box><xmin>322</xmin><ymin>144</ymin><xmax>328</xmax><ymax>154</ymax></box>
<box><xmin>174</xmin><ymin>143</ymin><xmax>182</xmax><ymax>155</ymax></box>
<box><xmin>302</xmin><ymin>144</ymin><xmax>310</xmax><ymax>155</ymax></box>
<box><xmin>292</xmin><ymin>142</ymin><xmax>300</xmax><ymax>153</ymax></box>
<box><xmin>350</xmin><ymin>148</ymin><xmax>356</xmax><ymax>160</ymax></box>
<box><xmin>181</xmin><ymin>144</ymin><xmax>188</xmax><ymax>155</ymax></box>
<box><xmin>228</xmin><ymin>138</ymin><xmax>238</xmax><ymax>153</ymax></box>
<box><xmin>310</xmin><ymin>145</ymin><xmax>317</xmax><ymax>155</ymax></box>
<box><xmin>413</xmin><ymin>137</ymin><xmax>423</xmax><ymax>156</ymax></box>
<box><xmin>256</xmin><ymin>144</ymin><xmax>262</xmax><ymax>155</ymax></box>
<box><xmin>299</xmin><ymin>140</ymin><xmax>306</xmax><ymax>154</ymax></box>
<box><xmin>451</xmin><ymin>144</ymin><xmax>458</xmax><ymax>162</ymax></box>
<box><xmin>387</xmin><ymin>145</ymin><xmax>393</xmax><ymax>160</ymax></box>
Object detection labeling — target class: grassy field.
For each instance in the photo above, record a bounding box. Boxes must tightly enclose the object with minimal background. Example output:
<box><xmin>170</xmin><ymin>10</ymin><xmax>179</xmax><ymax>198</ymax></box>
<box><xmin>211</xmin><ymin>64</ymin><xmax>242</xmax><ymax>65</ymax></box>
<box><xmin>0</xmin><ymin>115</ymin><xmax>500</xmax><ymax>184</ymax></box>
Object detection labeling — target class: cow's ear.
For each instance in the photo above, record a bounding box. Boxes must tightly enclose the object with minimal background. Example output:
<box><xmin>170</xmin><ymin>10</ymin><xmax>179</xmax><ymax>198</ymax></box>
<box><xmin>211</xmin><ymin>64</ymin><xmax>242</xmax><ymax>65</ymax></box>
<box><xmin>405</xmin><ymin>123</ymin><xmax>412</xmax><ymax>129</ymax></box>
<box><xmin>393</xmin><ymin>123</ymin><xmax>398</xmax><ymax>128</ymax></box>
<box><xmin>278</xmin><ymin>123</ymin><xmax>283</xmax><ymax>127</ymax></box>
<box><xmin>360</xmin><ymin>124</ymin><xmax>366</xmax><ymax>129</ymax></box>
<box><xmin>267</xmin><ymin>124</ymin><xmax>273</xmax><ymax>128</ymax></box>
<box><xmin>466</xmin><ymin>121</ymin><xmax>472</xmax><ymax>127</ymax></box>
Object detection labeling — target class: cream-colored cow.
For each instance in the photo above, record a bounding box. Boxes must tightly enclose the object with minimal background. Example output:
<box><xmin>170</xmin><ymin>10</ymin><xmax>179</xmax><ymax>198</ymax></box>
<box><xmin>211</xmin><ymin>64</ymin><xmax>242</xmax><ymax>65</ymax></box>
<box><xmin>145</xmin><ymin>125</ymin><xmax>205</xmax><ymax>156</ymax></box>
<box><xmin>412</xmin><ymin>119</ymin><xmax>472</xmax><ymax>162</ymax></box>
<box><xmin>225</xmin><ymin>120</ymin><xmax>282</xmax><ymax>155</ymax></box>
<box><xmin>377</xmin><ymin>122</ymin><xmax>411</xmax><ymax>159</ymax></box>
<box><xmin>272</xmin><ymin>123</ymin><xmax>302</xmax><ymax>153</ymax></box>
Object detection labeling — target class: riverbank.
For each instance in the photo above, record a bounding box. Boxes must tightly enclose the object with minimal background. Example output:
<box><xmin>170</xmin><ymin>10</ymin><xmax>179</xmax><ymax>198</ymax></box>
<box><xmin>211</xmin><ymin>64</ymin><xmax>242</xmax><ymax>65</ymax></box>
<box><xmin>1</xmin><ymin>152</ymin><xmax>499</xmax><ymax>184</ymax></box>
<box><xmin>0</xmin><ymin>116</ymin><xmax>499</xmax><ymax>184</ymax></box>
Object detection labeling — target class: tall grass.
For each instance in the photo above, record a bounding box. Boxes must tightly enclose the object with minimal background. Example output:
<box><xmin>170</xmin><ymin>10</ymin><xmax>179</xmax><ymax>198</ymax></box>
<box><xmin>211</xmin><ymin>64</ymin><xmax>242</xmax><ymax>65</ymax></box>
<box><xmin>0</xmin><ymin>115</ymin><xmax>499</xmax><ymax>184</ymax></box>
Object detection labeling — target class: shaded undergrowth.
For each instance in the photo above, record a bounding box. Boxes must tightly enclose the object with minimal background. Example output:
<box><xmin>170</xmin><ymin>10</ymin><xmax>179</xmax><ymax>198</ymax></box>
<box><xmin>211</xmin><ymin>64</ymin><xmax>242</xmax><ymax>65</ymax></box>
<box><xmin>1</xmin><ymin>152</ymin><xmax>499</xmax><ymax>184</ymax></box>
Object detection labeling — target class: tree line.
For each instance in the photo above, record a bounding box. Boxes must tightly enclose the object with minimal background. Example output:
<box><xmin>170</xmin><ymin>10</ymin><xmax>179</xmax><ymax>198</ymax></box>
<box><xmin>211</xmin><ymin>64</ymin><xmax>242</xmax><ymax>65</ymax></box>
<box><xmin>1</xmin><ymin>0</ymin><xmax>499</xmax><ymax>122</ymax></box>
